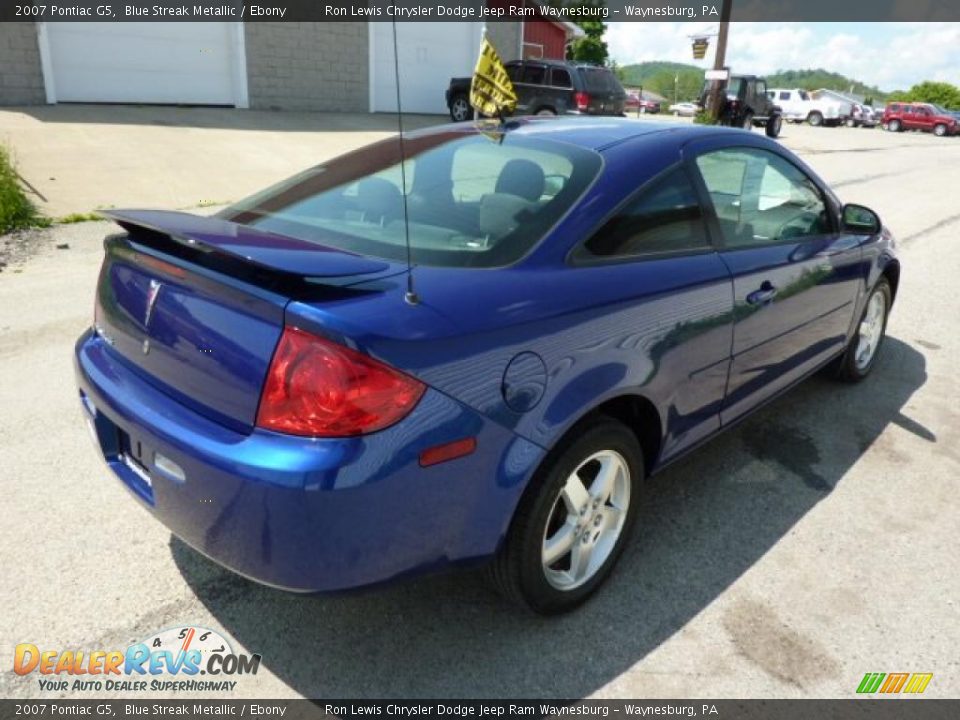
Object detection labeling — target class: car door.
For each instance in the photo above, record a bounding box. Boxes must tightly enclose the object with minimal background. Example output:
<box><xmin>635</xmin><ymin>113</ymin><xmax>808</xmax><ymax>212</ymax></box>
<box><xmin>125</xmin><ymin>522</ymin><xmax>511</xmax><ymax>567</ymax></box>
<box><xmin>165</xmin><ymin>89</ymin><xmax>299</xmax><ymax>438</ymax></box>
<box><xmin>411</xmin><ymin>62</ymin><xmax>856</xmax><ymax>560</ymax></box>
<box><xmin>913</xmin><ymin>106</ymin><xmax>934</xmax><ymax>132</ymax></box>
<box><xmin>901</xmin><ymin>105</ymin><xmax>918</xmax><ymax>130</ymax></box>
<box><xmin>515</xmin><ymin>62</ymin><xmax>549</xmax><ymax>115</ymax></box>
<box><xmin>547</xmin><ymin>66</ymin><xmax>574</xmax><ymax>115</ymax></box>
<box><xmin>571</xmin><ymin>163</ymin><xmax>734</xmax><ymax>463</ymax></box>
<box><xmin>687</xmin><ymin>141</ymin><xmax>863</xmax><ymax>425</ymax></box>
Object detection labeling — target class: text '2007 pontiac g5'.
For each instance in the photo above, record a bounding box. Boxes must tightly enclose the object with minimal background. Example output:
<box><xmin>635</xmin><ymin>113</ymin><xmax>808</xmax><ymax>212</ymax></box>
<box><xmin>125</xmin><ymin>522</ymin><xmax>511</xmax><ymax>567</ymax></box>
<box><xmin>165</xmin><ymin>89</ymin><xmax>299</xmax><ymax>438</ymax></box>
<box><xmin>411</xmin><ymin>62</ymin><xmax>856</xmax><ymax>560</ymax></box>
<box><xmin>75</xmin><ymin>118</ymin><xmax>899</xmax><ymax>614</ymax></box>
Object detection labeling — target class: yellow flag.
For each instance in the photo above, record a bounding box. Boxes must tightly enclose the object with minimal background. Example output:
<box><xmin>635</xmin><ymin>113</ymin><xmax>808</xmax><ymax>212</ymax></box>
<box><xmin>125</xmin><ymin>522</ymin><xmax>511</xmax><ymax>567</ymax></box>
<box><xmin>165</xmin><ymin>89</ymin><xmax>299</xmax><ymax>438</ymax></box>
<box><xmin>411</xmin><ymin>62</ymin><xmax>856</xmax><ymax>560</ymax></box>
<box><xmin>470</xmin><ymin>37</ymin><xmax>518</xmax><ymax>118</ymax></box>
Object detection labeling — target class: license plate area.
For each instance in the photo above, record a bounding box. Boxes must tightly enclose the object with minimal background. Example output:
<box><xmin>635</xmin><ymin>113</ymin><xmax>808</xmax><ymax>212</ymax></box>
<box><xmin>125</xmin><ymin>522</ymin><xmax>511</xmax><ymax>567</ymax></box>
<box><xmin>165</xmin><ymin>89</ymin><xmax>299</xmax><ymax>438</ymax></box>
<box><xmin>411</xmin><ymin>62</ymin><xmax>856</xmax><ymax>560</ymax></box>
<box><xmin>117</xmin><ymin>429</ymin><xmax>155</xmax><ymax>504</ymax></box>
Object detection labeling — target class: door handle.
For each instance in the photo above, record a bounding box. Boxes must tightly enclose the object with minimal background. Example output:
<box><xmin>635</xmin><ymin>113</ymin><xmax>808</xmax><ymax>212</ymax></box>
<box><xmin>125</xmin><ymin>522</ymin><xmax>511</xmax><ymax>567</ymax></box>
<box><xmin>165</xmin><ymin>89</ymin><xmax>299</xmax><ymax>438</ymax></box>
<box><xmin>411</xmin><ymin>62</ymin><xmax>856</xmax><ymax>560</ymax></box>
<box><xmin>746</xmin><ymin>281</ymin><xmax>778</xmax><ymax>305</ymax></box>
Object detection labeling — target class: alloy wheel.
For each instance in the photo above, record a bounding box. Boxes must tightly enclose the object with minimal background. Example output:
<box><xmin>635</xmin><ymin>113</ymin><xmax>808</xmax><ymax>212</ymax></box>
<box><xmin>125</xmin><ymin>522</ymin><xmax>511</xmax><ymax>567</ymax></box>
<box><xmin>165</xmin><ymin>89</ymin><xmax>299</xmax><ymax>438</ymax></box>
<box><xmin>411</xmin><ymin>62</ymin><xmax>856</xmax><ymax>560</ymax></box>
<box><xmin>855</xmin><ymin>290</ymin><xmax>887</xmax><ymax>371</ymax></box>
<box><xmin>451</xmin><ymin>97</ymin><xmax>470</xmax><ymax>122</ymax></box>
<box><xmin>541</xmin><ymin>450</ymin><xmax>631</xmax><ymax>591</ymax></box>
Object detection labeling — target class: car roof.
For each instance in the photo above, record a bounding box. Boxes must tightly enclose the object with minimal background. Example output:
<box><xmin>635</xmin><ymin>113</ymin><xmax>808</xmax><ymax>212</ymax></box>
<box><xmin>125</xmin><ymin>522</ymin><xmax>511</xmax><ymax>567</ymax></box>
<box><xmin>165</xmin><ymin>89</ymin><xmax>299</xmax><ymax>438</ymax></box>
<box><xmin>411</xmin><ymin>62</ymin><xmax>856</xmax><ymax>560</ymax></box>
<box><xmin>408</xmin><ymin>116</ymin><xmax>742</xmax><ymax>152</ymax></box>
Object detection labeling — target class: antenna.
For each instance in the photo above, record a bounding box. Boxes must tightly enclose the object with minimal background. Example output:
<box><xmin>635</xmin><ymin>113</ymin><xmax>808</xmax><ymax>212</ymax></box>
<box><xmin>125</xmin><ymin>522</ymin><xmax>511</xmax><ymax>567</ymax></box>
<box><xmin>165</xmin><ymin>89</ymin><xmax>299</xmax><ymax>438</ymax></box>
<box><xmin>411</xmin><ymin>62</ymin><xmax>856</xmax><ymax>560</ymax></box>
<box><xmin>391</xmin><ymin>21</ymin><xmax>419</xmax><ymax>306</ymax></box>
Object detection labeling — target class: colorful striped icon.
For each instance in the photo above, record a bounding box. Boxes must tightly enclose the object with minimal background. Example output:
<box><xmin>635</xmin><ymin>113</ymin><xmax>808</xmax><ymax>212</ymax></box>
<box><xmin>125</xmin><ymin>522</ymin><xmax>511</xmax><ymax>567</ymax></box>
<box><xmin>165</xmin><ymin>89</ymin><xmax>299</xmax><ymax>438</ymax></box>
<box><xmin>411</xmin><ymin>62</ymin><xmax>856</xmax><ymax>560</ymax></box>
<box><xmin>857</xmin><ymin>672</ymin><xmax>933</xmax><ymax>694</ymax></box>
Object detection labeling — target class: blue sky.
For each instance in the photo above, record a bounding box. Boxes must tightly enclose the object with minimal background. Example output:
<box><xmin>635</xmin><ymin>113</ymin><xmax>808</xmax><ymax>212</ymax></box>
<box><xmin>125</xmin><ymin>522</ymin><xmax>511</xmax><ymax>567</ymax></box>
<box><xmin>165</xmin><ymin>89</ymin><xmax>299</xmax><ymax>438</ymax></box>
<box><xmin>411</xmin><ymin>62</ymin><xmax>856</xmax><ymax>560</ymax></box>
<box><xmin>606</xmin><ymin>22</ymin><xmax>960</xmax><ymax>91</ymax></box>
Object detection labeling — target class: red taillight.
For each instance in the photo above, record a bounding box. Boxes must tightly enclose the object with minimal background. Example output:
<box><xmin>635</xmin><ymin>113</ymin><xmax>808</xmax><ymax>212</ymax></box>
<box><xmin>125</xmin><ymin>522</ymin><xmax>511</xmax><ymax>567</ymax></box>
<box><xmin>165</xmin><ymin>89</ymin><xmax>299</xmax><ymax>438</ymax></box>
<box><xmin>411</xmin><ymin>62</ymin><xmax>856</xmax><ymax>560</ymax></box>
<box><xmin>256</xmin><ymin>326</ymin><xmax>425</xmax><ymax>437</ymax></box>
<box><xmin>574</xmin><ymin>91</ymin><xmax>590</xmax><ymax>111</ymax></box>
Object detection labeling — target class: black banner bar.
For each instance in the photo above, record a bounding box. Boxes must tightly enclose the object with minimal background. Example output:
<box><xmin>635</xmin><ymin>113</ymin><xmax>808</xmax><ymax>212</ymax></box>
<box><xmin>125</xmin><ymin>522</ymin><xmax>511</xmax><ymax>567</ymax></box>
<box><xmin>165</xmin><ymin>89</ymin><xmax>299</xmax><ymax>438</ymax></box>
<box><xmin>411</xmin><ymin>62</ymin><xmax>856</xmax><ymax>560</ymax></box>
<box><xmin>2</xmin><ymin>0</ymin><xmax>960</xmax><ymax>23</ymax></box>
<box><xmin>0</xmin><ymin>700</ymin><xmax>957</xmax><ymax>719</ymax></box>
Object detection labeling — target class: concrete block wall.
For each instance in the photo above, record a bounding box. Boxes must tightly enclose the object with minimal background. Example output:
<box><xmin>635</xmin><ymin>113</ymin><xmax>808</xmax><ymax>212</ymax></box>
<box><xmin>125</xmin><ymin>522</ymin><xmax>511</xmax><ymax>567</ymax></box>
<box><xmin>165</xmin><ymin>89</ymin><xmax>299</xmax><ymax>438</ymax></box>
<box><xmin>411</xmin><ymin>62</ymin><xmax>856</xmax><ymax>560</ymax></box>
<box><xmin>0</xmin><ymin>23</ymin><xmax>45</xmax><ymax>106</ymax></box>
<box><xmin>244</xmin><ymin>22</ymin><xmax>368</xmax><ymax>112</ymax></box>
<box><xmin>486</xmin><ymin>22</ymin><xmax>522</xmax><ymax>63</ymax></box>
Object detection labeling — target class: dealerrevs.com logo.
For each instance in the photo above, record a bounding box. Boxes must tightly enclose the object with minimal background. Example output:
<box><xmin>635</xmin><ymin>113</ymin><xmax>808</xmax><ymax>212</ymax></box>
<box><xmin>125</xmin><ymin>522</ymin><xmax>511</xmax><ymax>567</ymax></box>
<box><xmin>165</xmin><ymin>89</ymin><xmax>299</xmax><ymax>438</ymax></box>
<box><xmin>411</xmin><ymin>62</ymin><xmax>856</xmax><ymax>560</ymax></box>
<box><xmin>14</xmin><ymin>626</ymin><xmax>261</xmax><ymax>693</ymax></box>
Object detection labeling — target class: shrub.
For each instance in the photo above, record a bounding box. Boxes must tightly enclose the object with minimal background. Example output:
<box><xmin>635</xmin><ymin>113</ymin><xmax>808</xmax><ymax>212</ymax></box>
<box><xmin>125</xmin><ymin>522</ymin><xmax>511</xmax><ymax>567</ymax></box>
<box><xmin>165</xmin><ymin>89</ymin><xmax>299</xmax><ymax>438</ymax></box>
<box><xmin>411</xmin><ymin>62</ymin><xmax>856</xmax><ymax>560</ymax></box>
<box><xmin>0</xmin><ymin>145</ymin><xmax>47</xmax><ymax>234</ymax></box>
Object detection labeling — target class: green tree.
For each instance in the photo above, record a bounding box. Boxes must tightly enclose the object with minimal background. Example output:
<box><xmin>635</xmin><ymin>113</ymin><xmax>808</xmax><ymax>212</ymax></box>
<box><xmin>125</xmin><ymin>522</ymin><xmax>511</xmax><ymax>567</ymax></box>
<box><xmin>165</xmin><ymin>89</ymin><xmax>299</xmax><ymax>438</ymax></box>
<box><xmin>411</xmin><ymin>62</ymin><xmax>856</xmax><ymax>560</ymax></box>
<box><xmin>894</xmin><ymin>81</ymin><xmax>960</xmax><ymax>110</ymax></box>
<box><xmin>566</xmin><ymin>20</ymin><xmax>608</xmax><ymax>65</ymax></box>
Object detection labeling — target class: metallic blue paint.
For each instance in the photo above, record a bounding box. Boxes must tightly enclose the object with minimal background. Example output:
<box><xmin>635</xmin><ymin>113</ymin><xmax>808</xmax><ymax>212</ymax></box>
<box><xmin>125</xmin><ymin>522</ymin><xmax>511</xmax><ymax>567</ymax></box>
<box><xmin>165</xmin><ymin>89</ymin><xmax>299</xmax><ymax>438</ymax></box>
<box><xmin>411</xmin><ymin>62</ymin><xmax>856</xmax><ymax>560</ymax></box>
<box><xmin>75</xmin><ymin>118</ymin><xmax>899</xmax><ymax>592</ymax></box>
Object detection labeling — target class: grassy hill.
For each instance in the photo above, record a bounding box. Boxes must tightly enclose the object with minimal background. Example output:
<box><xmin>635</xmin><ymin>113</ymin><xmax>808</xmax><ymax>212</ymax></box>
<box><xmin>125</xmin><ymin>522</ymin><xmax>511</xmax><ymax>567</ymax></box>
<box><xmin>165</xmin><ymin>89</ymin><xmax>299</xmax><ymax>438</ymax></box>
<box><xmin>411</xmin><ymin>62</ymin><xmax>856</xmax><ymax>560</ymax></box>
<box><xmin>619</xmin><ymin>62</ymin><xmax>888</xmax><ymax>103</ymax></box>
<box><xmin>765</xmin><ymin>69</ymin><xmax>886</xmax><ymax>102</ymax></box>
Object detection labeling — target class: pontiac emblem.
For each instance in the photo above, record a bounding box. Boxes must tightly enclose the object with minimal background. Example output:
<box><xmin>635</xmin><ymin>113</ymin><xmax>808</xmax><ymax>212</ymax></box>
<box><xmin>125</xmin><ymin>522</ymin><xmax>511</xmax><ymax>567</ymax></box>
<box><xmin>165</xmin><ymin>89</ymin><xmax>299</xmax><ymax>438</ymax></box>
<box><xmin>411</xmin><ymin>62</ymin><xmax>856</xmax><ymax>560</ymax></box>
<box><xmin>144</xmin><ymin>279</ymin><xmax>162</xmax><ymax>328</ymax></box>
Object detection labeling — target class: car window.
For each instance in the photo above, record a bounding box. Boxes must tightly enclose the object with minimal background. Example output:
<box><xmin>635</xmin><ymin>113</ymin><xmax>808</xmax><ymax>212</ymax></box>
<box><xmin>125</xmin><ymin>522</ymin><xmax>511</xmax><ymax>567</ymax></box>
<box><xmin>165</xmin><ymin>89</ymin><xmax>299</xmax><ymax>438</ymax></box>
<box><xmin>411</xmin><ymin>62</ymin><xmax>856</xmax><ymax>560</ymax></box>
<box><xmin>521</xmin><ymin>64</ymin><xmax>547</xmax><ymax>85</ymax></box>
<box><xmin>550</xmin><ymin>68</ymin><xmax>572</xmax><ymax>88</ymax></box>
<box><xmin>799</xmin><ymin>90</ymin><xmax>810</xmax><ymax>100</ymax></box>
<box><xmin>779</xmin><ymin>91</ymin><xmax>790</xmax><ymax>100</ymax></box>
<box><xmin>506</xmin><ymin>63</ymin><xmax>522</xmax><ymax>82</ymax></box>
<box><xmin>756</xmin><ymin>80</ymin><xmax>767</xmax><ymax>95</ymax></box>
<box><xmin>695</xmin><ymin>148</ymin><xmax>829</xmax><ymax>248</ymax></box>
<box><xmin>220</xmin><ymin>134</ymin><xmax>601</xmax><ymax>269</ymax></box>
<box><xmin>578</xmin><ymin>167</ymin><xmax>710</xmax><ymax>259</ymax></box>
<box><xmin>581</xmin><ymin>68</ymin><xmax>612</xmax><ymax>93</ymax></box>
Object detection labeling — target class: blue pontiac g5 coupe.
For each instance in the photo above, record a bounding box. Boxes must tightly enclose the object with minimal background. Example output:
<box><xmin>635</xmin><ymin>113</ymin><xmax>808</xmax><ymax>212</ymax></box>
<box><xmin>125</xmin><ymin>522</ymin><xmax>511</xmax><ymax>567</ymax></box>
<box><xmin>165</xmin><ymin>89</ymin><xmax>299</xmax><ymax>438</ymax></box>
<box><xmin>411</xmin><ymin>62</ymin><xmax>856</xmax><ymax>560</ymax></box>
<box><xmin>75</xmin><ymin>118</ymin><xmax>899</xmax><ymax>613</ymax></box>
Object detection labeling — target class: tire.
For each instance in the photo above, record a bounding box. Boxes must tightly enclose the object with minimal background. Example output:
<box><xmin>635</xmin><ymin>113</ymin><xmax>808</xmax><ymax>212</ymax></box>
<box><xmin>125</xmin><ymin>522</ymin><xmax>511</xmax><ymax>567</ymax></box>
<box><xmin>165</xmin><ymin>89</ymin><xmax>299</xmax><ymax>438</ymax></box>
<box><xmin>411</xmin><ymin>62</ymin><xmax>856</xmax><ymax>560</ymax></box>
<box><xmin>741</xmin><ymin>112</ymin><xmax>754</xmax><ymax>130</ymax></box>
<box><xmin>888</xmin><ymin>119</ymin><xmax>902</xmax><ymax>132</ymax></box>
<box><xmin>765</xmin><ymin>113</ymin><xmax>783</xmax><ymax>138</ymax></box>
<box><xmin>934</xmin><ymin>124</ymin><xmax>947</xmax><ymax>137</ymax></box>
<box><xmin>808</xmin><ymin>111</ymin><xmax>824</xmax><ymax>127</ymax></box>
<box><xmin>846</xmin><ymin>117</ymin><xmax>857</xmax><ymax>128</ymax></box>
<box><xmin>833</xmin><ymin>278</ymin><xmax>892</xmax><ymax>382</ymax></box>
<box><xmin>449</xmin><ymin>94</ymin><xmax>471</xmax><ymax>123</ymax></box>
<box><xmin>535</xmin><ymin>107</ymin><xmax>557</xmax><ymax>116</ymax></box>
<box><xmin>487</xmin><ymin>417</ymin><xmax>644</xmax><ymax>614</ymax></box>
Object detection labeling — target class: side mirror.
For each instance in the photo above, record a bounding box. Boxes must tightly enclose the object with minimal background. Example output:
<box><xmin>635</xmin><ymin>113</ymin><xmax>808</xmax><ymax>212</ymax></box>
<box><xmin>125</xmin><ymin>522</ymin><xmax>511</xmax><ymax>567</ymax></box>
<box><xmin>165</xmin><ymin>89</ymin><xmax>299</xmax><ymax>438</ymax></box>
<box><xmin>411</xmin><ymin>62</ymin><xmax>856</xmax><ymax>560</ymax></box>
<box><xmin>841</xmin><ymin>203</ymin><xmax>881</xmax><ymax>235</ymax></box>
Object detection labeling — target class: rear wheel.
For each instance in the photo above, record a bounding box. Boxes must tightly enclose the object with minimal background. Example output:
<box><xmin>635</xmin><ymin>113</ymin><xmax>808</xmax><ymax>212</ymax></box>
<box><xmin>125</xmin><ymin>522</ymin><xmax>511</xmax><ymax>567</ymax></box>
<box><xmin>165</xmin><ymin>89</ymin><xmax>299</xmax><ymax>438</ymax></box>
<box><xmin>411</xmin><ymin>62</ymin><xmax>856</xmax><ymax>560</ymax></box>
<box><xmin>741</xmin><ymin>111</ymin><xmax>754</xmax><ymax>130</ymax></box>
<box><xmin>846</xmin><ymin>117</ymin><xmax>858</xmax><ymax>128</ymax></box>
<box><xmin>834</xmin><ymin>278</ymin><xmax>891</xmax><ymax>382</ymax></box>
<box><xmin>487</xmin><ymin>417</ymin><xmax>644</xmax><ymax>614</ymax></box>
<box><xmin>535</xmin><ymin>107</ymin><xmax>557</xmax><ymax>116</ymax></box>
<box><xmin>449</xmin><ymin>94</ymin><xmax>471</xmax><ymax>123</ymax></box>
<box><xmin>808</xmin><ymin>111</ymin><xmax>824</xmax><ymax>127</ymax></box>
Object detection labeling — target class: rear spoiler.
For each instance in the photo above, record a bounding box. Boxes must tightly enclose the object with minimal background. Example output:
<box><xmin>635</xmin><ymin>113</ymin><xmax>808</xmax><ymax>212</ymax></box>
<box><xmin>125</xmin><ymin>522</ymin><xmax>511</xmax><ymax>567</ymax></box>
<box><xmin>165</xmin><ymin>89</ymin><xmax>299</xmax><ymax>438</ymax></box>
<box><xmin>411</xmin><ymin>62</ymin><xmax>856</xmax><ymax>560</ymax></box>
<box><xmin>104</xmin><ymin>209</ymin><xmax>397</xmax><ymax>285</ymax></box>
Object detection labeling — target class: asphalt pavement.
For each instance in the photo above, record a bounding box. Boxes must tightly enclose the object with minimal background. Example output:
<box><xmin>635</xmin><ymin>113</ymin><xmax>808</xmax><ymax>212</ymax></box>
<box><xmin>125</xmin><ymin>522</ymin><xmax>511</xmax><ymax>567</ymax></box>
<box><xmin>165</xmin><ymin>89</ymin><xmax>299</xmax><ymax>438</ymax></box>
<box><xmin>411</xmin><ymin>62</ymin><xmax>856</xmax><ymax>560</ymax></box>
<box><xmin>1</xmin><ymin>118</ymin><xmax>958</xmax><ymax>699</ymax></box>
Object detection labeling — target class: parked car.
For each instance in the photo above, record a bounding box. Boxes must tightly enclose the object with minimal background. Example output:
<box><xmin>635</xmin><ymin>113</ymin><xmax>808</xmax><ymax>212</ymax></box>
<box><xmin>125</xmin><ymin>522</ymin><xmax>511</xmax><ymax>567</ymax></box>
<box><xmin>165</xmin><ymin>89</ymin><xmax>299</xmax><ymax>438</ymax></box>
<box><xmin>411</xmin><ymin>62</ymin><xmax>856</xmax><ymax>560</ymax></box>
<box><xmin>847</xmin><ymin>103</ymin><xmax>879</xmax><ymax>128</ymax></box>
<box><xmin>638</xmin><ymin>98</ymin><xmax>661</xmax><ymax>113</ymax></box>
<box><xmin>668</xmin><ymin>101</ymin><xmax>699</xmax><ymax>117</ymax></box>
<box><xmin>703</xmin><ymin>75</ymin><xmax>783</xmax><ymax>138</ymax></box>
<box><xmin>446</xmin><ymin>60</ymin><xmax>626</xmax><ymax>122</ymax></box>
<box><xmin>883</xmin><ymin>102</ymin><xmax>959</xmax><ymax>136</ymax></box>
<box><xmin>75</xmin><ymin>118</ymin><xmax>899</xmax><ymax>614</ymax></box>
<box><xmin>767</xmin><ymin>87</ymin><xmax>851</xmax><ymax>126</ymax></box>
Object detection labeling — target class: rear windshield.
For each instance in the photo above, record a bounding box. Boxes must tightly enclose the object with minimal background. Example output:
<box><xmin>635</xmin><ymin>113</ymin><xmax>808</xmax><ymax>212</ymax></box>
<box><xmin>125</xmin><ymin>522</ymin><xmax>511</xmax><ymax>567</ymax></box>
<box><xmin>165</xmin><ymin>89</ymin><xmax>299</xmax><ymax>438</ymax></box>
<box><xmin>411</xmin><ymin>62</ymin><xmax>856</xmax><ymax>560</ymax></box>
<box><xmin>219</xmin><ymin>132</ymin><xmax>601</xmax><ymax>268</ymax></box>
<box><xmin>581</xmin><ymin>68</ymin><xmax>615</xmax><ymax>93</ymax></box>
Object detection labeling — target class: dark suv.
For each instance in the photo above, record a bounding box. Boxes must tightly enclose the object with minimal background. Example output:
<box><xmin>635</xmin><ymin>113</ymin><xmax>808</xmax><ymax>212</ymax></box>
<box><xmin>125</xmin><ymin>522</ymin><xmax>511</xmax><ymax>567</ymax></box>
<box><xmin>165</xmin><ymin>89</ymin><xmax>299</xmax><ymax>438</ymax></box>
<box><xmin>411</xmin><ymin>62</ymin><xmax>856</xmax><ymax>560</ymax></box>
<box><xmin>701</xmin><ymin>74</ymin><xmax>783</xmax><ymax>138</ymax></box>
<box><xmin>882</xmin><ymin>102</ymin><xmax>958</xmax><ymax>136</ymax></box>
<box><xmin>446</xmin><ymin>59</ymin><xmax>627</xmax><ymax>122</ymax></box>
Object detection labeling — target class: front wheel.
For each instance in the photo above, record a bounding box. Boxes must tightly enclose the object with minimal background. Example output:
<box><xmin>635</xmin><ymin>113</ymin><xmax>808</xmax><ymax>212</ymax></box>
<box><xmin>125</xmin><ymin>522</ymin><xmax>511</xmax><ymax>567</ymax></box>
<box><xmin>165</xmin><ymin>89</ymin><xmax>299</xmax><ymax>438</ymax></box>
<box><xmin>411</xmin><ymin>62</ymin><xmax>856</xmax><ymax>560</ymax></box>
<box><xmin>487</xmin><ymin>418</ymin><xmax>643</xmax><ymax>614</ymax></box>
<box><xmin>846</xmin><ymin>117</ymin><xmax>858</xmax><ymax>128</ymax></box>
<box><xmin>449</xmin><ymin>94</ymin><xmax>471</xmax><ymax>122</ymax></box>
<box><xmin>834</xmin><ymin>278</ymin><xmax>891</xmax><ymax>382</ymax></box>
<box><xmin>535</xmin><ymin>107</ymin><xmax>557</xmax><ymax>116</ymax></box>
<box><xmin>934</xmin><ymin>123</ymin><xmax>948</xmax><ymax>137</ymax></box>
<box><xmin>766</xmin><ymin>114</ymin><xmax>783</xmax><ymax>138</ymax></box>
<box><xmin>888</xmin><ymin>119</ymin><xmax>902</xmax><ymax>132</ymax></box>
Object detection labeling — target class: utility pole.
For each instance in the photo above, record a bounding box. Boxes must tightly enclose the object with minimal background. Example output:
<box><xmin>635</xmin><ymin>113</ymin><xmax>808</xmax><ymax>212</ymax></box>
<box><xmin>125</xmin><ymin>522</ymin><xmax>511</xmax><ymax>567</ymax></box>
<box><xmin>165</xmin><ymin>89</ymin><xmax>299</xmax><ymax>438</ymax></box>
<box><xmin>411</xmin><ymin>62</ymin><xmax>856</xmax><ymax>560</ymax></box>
<box><xmin>707</xmin><ymin>0</ymin><xmax>732</xmax><ymax>121</ymax></box>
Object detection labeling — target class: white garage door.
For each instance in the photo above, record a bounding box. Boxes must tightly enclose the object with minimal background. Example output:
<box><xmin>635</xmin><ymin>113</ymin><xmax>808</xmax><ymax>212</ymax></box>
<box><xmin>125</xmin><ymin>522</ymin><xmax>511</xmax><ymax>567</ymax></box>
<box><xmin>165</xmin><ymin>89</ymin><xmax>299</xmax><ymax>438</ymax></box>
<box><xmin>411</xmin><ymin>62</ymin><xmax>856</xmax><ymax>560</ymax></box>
<box><xmin>371</xmin><ymin>22</ymin><xmax>482</xmax><ymax>114</ymax></box>
<box><xmin>45</xmin><ymin>22</ymin><xmax>243</xmax><ymax>106</ymax></box>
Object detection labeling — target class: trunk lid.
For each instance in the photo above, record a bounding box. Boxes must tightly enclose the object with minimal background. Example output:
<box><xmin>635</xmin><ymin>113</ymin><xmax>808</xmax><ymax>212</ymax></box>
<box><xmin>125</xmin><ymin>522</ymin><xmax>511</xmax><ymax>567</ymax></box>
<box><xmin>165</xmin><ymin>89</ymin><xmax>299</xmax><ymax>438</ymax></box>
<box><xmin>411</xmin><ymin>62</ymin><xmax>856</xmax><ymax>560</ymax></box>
<box><xmin>94</xmin><ymin>210</ymin><xmax>398</xmax><ymax>431</ymax></box>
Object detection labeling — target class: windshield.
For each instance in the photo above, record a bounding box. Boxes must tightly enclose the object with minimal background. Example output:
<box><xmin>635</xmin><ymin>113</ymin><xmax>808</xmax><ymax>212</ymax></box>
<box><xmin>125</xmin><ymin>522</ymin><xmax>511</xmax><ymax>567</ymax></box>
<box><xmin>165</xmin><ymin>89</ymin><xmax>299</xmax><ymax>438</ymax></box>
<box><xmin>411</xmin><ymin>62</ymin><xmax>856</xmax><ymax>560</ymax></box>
<box><xmin>220</xmin><ymin>132</ymin><xmax>601</xmax><ymax>268</ymax></box>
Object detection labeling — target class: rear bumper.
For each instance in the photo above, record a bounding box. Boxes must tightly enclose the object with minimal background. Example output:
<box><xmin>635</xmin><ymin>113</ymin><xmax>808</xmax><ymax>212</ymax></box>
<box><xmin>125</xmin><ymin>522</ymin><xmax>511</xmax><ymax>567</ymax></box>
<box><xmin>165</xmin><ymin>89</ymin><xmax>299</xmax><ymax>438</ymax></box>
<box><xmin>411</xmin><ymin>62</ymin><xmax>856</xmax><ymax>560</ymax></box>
<box><xmin>74</xmin><ymin>329</ymin><xmax>543</xmax><ymax>592</ymax></box>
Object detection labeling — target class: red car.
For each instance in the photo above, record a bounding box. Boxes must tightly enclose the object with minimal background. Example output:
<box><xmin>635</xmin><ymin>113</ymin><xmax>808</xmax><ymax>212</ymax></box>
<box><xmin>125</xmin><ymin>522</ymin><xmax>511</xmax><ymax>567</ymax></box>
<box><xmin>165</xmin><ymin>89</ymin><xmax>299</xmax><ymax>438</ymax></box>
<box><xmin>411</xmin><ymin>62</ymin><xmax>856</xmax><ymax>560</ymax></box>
<box><xmin>882</xmin><ymin>102</ymin><xmax>958</xmax><ymax>136</ymax></box>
